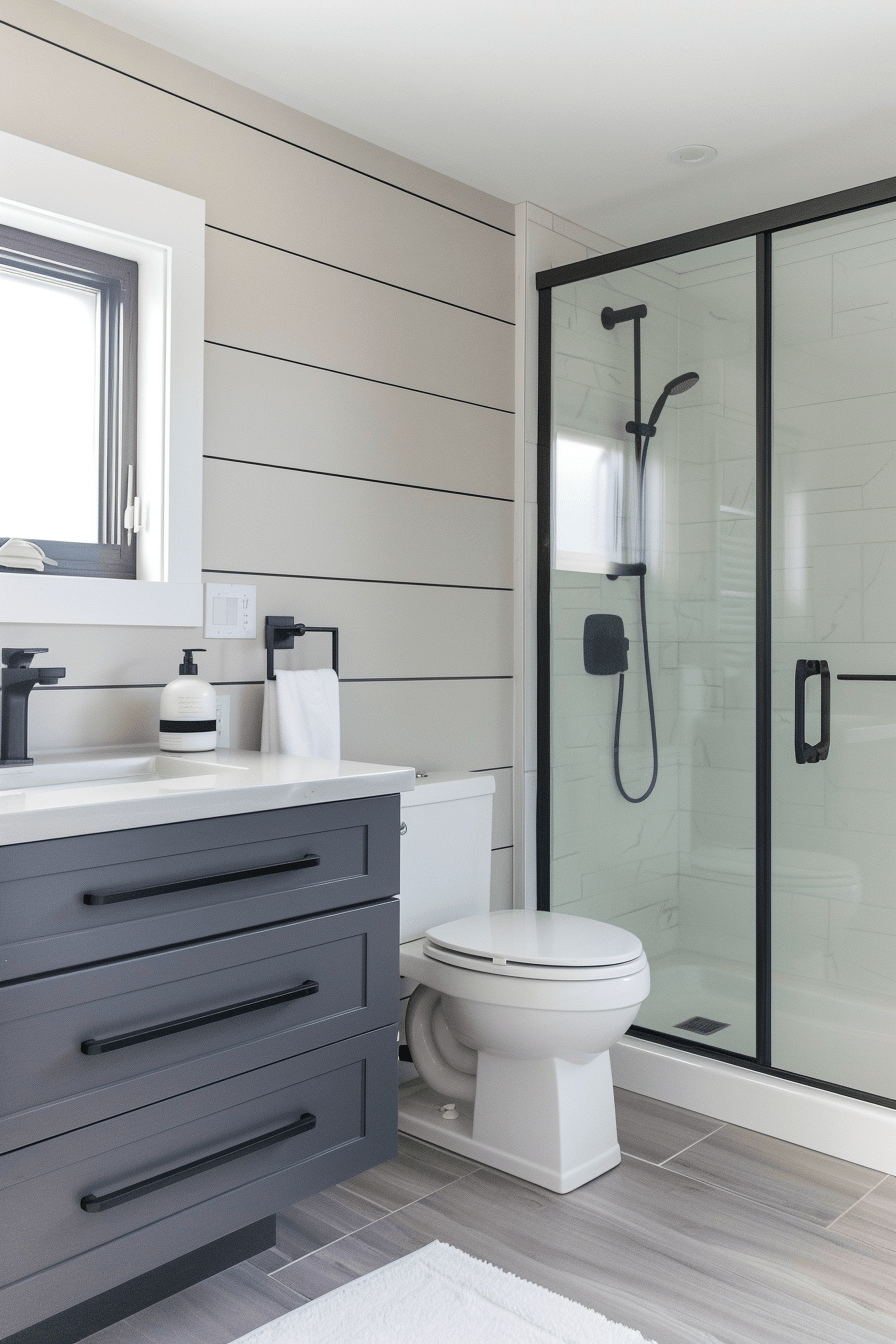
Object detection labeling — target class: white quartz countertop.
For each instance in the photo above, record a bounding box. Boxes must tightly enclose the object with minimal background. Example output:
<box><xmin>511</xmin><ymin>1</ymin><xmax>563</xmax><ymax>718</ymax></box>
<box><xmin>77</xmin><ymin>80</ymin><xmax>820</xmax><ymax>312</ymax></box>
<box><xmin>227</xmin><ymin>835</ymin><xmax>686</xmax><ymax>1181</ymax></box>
<box><xmin>0</xmin><ymin>747</ymin><xmax>417</xmax><ymax>846</ymax></box>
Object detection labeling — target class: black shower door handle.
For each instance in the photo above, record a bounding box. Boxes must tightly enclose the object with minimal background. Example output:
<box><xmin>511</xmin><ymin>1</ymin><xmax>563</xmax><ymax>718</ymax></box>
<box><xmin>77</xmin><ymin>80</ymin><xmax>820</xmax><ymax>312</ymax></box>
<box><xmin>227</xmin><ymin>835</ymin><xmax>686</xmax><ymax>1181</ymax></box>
<box><xmin>794</xmin><ymin>659</ymin><xmax>830</xmax><ymax>764</ymax></box>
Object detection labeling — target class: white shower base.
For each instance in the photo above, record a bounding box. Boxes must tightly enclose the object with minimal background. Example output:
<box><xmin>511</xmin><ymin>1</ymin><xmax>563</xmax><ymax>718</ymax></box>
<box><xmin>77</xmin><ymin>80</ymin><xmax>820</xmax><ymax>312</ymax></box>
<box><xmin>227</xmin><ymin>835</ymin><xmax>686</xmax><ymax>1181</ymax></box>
<box><xmin>638</xmin><ymin>951</ymin><xmax>896</xmax><ymax>1100</ymax></box>
<box><xmin>618</xmin><ymin>951</ymin><xmax>896</xmax><ymax>1173</ymax></box>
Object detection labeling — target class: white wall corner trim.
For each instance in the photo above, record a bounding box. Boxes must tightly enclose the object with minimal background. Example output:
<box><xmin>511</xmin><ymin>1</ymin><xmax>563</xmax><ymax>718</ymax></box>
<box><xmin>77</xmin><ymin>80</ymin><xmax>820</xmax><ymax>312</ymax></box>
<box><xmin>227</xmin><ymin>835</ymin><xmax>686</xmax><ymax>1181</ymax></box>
<box><xmin>612</xmin><ymin>1035</ymin><xmax>896</xmax><ymax>1177</ymax></box>
<box><xmin>0</xmin><ymin>129</ymin><xmax>205</xmax><ymax>625</ymax></box>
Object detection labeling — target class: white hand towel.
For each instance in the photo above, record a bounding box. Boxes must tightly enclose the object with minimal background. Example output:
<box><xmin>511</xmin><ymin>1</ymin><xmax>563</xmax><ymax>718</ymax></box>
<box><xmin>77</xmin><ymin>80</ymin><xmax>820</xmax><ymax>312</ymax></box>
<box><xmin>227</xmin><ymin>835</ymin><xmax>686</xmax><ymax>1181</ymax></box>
<box><xmin>260</xmin><ymin>669</ymin><xmax>340</xmax><ymax>760</ymax></box>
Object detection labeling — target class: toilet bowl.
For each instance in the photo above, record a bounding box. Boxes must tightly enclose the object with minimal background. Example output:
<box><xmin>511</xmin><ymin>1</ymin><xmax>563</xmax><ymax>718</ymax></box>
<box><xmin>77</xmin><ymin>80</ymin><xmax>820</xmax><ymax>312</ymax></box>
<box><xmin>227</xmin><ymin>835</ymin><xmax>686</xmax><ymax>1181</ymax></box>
<box><xmin>397</xmin><ymin>774</ymin><xmax>650</xmax><ymax>1194</ymax></box>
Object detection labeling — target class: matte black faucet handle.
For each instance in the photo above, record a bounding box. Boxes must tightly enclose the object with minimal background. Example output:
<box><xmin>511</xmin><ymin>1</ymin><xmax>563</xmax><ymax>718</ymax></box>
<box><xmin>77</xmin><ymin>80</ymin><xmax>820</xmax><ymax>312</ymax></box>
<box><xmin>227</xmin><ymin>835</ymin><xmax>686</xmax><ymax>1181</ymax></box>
<box><xmin>1</xmin><ymin>649</ymin><xmax>48</xmax><ymax>669</ymax></box>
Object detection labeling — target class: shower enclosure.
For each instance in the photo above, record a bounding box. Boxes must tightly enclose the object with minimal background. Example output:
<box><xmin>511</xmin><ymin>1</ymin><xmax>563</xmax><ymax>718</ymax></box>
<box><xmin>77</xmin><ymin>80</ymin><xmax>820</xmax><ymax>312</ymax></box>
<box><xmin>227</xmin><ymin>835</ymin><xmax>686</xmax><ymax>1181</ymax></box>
<box><xmin>537</xmin><ymin>179</ymin><xmax>896</xmax><ymax>1109</ymax></box>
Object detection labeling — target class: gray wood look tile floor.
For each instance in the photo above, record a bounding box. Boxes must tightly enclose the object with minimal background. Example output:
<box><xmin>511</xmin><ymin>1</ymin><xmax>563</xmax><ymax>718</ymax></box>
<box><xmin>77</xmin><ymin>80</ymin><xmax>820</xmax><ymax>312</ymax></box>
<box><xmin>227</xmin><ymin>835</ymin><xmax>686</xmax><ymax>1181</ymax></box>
<box><xmin>84</xmin><ymin>1087</ymin><xmax>896</xmax><ymax>1344</ymax></box>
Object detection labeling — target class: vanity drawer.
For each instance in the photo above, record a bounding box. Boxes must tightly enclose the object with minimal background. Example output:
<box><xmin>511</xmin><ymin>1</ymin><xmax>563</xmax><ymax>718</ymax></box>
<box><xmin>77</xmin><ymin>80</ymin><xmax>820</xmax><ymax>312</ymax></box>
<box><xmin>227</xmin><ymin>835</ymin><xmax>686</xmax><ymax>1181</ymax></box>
<box><xmin>0</xmin><ymin>898</ymin><xmax>398</xmax><ymax>1154</ymax></box>
<box><xmin>0</xmin><ymin>793</ymin><xmax>399</xmax><ymax>981</ymax></box>
<box><xmin>0</xmin><ymin>1026</ymin><xmax>397</xmax><ymax>1330</ymax></box>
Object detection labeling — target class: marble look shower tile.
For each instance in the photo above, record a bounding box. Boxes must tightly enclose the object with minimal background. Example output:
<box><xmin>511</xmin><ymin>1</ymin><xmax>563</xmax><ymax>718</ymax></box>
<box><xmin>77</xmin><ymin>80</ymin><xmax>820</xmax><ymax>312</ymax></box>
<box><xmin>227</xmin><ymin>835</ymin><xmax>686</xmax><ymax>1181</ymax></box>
<box><xmin>827</xmin><ymin>901</ymin><xmax>896</xmax><ymax>995</ymax></box>
<box><xmin>776</xmin><ymin>392</ymin><xmax>896</xmax><ymax>452</ymax></box>
<box><xmin>677</xmin><ymin>878</ymin><xmax>754</xmax><ymax>963</ymax></box>
<box><xmin>690</xmin><ymin>764</ymin><xmax>754</xmax><ymax>819</ymax></box>
<box><xmin>680</xmin><ymin>522</ymin><xmax>719</xmax><ymax>553</ymax></box>
<box><xmin>805</xmin><ymin>544</ymin><xmax>863</xmax><ymax>643</ymax></box>
<box><xmin>594</xmin><ymin>879</ymin><xmax>681</xmax><ymax>924</ymax></box>
<box><xmin>665</xmin><ymin>1125</ymin><xmax>883</xmax><ymax>1225</ymax></box>
<box><xmin>613</xmin><ymin>1088</ymin><xmax>723</xmax><ymax>1164</ymax></box>
<box><xmin>860</xmin><ymin>445</ymin><xmax>896</xmax><ymax>508</ymax></box>
<box><xmin>824</xmin><ymin>784</ymin><xmax>896</xmax><ymax>835</ymax></box>
<box><xmin>784</xmin><ymin>486</ymin><xmax>863</xmax><ymax>515</ymax></box>
<box><xmin>550</xmin><ymin>849</ymin><xmax>583</xmax><ymax>906</ymax></box>
<box><xmin>862</xmin><ymin>542</ymin><xmax>896</xmax><ymax>642</ymax></box>
<box><xmin>773</xmin><ymin>255</ymin><xmax>833</xmax><ymax>346</ymax></box>
<box><xmin>807</xmin><ymin>508</ymin><xmax>896</xmax><ymax>548</ymax></box>
<box><xmin>607</xmin><ymin>901</ymin><xmax>679</xmax><ymax>956</ymax></box>
<box><xmin>772</xmin><ymin>892</ymin><xmax>830</xmax><ymax>980</ymax></box>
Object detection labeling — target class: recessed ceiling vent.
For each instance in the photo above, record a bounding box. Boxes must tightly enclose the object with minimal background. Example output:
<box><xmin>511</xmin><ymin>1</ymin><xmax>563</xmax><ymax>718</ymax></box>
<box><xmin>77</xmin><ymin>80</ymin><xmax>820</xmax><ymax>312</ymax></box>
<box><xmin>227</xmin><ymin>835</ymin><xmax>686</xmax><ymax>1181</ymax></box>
<box><xmin>668</xmin><ymin>144</ymin><xmax>717</xmax><ymax>166</ymax></box>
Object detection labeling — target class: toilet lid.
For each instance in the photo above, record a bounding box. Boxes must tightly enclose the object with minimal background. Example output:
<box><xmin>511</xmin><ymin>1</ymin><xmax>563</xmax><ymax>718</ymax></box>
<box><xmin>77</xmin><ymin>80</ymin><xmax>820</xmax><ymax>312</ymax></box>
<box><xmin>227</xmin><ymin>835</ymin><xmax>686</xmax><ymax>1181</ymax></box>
<box><xmin>425</xmin><ymin>910</ymin><xmax>643</xmax><ymax>969</ymax></box>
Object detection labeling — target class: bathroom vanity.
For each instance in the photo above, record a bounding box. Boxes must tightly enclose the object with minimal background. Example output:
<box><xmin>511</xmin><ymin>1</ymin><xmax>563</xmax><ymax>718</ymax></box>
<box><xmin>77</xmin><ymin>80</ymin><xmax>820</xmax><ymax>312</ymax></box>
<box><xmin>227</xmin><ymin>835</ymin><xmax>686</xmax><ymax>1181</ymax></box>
<box><xmin>0</xmin><ymin>749</ymin><xmax>413</xmax><ymax>1343</ymax></box>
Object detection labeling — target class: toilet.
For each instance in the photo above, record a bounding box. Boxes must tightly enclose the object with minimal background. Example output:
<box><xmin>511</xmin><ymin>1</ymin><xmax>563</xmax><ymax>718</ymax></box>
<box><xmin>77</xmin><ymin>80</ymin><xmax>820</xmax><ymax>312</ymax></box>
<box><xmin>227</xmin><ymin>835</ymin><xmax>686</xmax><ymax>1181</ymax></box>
<box><xmin>397</xmin><ymin>772</ymin><xmax>650</xmax><ymax>1194</ymax></box>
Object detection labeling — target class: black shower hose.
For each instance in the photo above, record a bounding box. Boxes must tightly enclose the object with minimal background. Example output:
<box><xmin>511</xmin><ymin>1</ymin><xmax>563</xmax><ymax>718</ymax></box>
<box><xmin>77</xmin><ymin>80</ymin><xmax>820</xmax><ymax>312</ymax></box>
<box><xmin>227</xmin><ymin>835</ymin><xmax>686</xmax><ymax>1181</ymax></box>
<box><xmin>612</xmin><ymin>566</ymin><xmax>659</xmax><ymax>804</ymax></box>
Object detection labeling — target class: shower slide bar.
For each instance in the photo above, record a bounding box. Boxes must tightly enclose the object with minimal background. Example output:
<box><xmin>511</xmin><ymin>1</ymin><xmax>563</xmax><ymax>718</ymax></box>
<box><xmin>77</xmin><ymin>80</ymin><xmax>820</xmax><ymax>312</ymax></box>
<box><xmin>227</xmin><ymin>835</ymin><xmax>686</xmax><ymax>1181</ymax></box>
<box><xmin>265</xmin><ymin>615</ymin><xmax>339</xmax><ymax>681</ymax></box>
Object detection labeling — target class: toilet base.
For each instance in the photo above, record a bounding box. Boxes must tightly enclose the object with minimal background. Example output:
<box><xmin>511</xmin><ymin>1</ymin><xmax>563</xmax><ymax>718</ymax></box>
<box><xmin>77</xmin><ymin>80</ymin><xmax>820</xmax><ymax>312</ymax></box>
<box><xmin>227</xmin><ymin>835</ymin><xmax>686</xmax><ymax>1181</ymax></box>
<box><xmin>398</xmin><ymin>1066</ymin><xmax>622</xmax><ymax>1194</ymax></box>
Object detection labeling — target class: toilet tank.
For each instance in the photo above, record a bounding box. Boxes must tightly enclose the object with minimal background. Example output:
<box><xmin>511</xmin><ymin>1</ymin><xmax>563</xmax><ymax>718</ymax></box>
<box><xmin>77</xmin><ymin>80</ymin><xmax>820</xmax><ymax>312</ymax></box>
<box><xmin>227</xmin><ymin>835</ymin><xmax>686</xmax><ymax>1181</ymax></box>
<box><xmin>399</xmin><ymin>771</ymin><xmax>495</xmax><ymax>942</ymax></box>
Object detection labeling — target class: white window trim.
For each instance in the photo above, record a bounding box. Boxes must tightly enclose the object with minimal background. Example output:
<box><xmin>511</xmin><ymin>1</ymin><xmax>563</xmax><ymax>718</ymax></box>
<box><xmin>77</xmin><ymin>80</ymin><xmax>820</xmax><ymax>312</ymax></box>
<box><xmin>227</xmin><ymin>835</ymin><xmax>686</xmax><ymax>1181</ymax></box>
<box><xmin>0</xmin><ymin>130</ymin><xmax>204</xmax><ymax>625</ymax></box>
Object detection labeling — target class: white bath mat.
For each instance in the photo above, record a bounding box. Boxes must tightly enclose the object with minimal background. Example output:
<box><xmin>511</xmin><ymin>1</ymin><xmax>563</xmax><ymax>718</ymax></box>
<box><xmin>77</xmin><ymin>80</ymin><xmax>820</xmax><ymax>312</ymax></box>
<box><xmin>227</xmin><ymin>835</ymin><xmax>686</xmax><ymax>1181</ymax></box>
<box><xmin>233</xmin><ymin>1240</ymin><xmax>657</xmax><ymax>1343</ymax></box>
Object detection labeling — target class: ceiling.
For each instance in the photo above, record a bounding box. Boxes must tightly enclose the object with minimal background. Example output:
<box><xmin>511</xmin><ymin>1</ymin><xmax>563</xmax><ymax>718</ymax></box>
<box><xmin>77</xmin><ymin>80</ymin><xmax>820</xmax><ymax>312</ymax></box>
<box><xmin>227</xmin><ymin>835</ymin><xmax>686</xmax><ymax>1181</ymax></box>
<box><xmin>58</xmin><ymin>0</ymin><xmax>896</xmax><ymax>244</ymax></box>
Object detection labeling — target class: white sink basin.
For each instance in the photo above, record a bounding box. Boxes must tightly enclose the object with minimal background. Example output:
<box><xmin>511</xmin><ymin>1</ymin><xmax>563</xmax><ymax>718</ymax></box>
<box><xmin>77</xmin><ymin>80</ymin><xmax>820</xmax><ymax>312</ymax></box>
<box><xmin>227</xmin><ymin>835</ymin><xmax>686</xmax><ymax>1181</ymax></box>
<box><xmin>0</xmin><ymin>752</ymin><xmax>248</xmax><ymax>803</ymax></box>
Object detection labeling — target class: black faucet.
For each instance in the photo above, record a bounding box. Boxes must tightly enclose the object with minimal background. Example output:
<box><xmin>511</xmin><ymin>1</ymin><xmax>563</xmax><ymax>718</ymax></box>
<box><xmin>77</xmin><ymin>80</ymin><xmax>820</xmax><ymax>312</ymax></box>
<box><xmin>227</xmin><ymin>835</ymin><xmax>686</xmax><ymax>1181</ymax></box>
<box><xmin>0</xmin><ymin>649</ymin><xmax>66</xmax><ymax>767</ymax></box>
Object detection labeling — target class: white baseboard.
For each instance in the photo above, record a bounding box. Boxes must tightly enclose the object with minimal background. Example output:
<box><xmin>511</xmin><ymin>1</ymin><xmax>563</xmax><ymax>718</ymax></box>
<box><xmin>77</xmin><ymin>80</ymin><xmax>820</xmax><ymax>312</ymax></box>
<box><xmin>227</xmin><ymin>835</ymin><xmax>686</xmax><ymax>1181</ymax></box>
<box><xmin>611</xmin><ymin>1035</ymin><xmax>896</xmax><ymax>1175</ymax></box>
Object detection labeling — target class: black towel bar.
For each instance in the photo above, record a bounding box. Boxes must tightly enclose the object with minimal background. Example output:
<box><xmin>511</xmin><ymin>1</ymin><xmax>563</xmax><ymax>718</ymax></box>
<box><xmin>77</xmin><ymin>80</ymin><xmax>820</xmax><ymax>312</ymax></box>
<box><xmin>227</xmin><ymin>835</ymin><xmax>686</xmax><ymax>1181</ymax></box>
<box><xmin>265</xmin><ymin>616</ymin><xmax>339</xmax><ymax>681</ymax></box>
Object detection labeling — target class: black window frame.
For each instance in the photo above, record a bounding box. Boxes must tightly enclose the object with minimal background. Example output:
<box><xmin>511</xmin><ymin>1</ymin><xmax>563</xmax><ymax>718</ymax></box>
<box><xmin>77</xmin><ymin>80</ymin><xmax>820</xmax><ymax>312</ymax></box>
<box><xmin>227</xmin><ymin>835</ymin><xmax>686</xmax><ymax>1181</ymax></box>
<box><xmin>0</xmin><ymin>222</ymin><xmax>138</xmax><ymax>579</ymax></box>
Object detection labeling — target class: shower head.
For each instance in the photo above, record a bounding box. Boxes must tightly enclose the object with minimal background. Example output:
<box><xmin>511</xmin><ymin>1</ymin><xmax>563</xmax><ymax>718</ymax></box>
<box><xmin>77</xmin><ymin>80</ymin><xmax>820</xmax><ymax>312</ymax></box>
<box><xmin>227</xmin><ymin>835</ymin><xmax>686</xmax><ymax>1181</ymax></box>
<box><xmin>647</xmin><ymin>371</ymin><xmax>699</xmax><ymax>427</ymax></box>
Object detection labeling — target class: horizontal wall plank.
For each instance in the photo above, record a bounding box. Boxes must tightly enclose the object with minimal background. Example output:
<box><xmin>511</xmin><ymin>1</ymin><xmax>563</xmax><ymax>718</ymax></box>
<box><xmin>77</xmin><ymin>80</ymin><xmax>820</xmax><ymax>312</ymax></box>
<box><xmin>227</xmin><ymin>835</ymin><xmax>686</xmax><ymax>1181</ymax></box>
<box><xmin>28</xmin><ymin>678</ymin><xmax>512</xmax><ymax>771</ymax></box>
<box><xmin>0</xmin><ymin>22</ymin><xmax>513</xmax><ymax>320</ymax></box>
<box><xmin>0</xmin><ymin>0</ymin><xmax>515</xmax><ymax>804</ymax></box>
<box><xmin>27</xmin><ymin>684</ymin><xmax>260</xmax><ymax>756</ymax></box>
<box><xmin>0</xmin><ymin>0</ymin><xmax>514</xmax><ymax>234</ymax></box>
<box><xmin>212</xmin><ymin>572</ymin><xmax>512</xmax><ymax>681</ymax></box>
<box><xmin>491</xmin><ymin>847</ymin><xmax>514</xmax><ymax>911</ymax></box>
<box><xmin>204</xmin><ymin>344</ymin><xmax>513</xmax><ymax>500</ymax></box>
<box><xmin>0</xmin><ymin>572</ymin><xmax>511</xmax><ymax>687</ymax></box>
<box><xmin>482</xmin><ymin>766</ymin><xmax>513</xmax><ymax>850</ymax></box>
<box><xmin>203</xmin><ymin>458</ymin><xmax>514</xmax><ymax>589</ymax></box>
<box><xmin>27</xmin><ymin>685</ymin><xmax>160</xmax><ymax>753</ymax></box>
<box><xmin>205</xmin><ymin>230</ymin><xmax>513</xmax><ymax>410</ymax></box>
<box><xmin>340</xmin><ymin>678</ymin><xmax>512</xmax><ymax>772</ymax></box>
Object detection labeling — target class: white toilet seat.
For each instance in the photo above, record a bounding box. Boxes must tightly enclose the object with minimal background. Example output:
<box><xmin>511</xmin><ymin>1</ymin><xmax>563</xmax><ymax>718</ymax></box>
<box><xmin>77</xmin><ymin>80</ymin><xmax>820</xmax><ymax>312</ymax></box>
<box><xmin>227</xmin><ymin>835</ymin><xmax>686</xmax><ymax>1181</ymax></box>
<box><xmin>424</xmin><ymin>942</ymin><xmax>647</xmax><ymax>982</ymax></box>
<box><xmin>402</xmin><ymin>936</ymin><xmax>649</xmax><ymax>1010</ymax></box>
<box><xmin>423</xmin><ymin>909</ymin><xmax>644</xmax><ymax>982</ymax></box>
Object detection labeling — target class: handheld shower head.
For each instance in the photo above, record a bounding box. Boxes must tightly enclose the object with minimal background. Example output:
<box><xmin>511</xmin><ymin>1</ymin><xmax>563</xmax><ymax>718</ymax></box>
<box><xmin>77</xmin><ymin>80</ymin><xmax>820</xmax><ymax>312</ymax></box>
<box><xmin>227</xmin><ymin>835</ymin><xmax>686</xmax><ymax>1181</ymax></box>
<box><xmin>647</xmin><ymin>371</ymin><xmax>699</xmax><ymax>427</ymax></box>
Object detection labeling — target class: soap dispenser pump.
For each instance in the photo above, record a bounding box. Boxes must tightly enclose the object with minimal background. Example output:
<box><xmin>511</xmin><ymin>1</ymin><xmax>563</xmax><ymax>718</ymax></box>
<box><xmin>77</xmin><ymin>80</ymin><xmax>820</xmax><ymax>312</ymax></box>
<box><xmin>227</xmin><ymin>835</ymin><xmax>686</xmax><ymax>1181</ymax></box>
<box><xmin>159</xmin><ymin>649</ymin><xmax>217</xmax><ymax>752</ymax></box>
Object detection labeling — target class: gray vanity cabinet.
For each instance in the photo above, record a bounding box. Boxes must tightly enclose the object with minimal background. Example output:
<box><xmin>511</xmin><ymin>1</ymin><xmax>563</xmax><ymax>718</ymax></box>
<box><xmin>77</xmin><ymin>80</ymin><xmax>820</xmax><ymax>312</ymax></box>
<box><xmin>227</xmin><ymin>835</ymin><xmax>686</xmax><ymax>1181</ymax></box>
<box><xmin>0</xmin><ymin>794</ymin><xmax>400</xmax><ymax>1344</ymax></box>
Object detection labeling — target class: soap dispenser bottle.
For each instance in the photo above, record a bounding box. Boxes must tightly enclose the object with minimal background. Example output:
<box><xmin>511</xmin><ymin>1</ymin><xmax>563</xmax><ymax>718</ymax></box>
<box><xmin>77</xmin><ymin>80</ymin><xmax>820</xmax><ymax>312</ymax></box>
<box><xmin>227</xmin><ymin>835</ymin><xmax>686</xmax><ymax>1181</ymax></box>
<box><xmin>159</xmin><ymin>649</ymin><xmax>217</xmax><ymax>752</ymax></box>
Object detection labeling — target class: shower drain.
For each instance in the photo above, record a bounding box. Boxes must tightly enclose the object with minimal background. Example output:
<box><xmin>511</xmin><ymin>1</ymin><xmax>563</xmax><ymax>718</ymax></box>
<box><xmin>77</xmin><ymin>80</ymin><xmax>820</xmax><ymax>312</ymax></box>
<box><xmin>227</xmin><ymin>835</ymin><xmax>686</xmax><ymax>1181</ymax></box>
<box><xmin>675</xmin><ymin>1016</ymin><xmax>730</xmax><ymax>1036</ymax></box>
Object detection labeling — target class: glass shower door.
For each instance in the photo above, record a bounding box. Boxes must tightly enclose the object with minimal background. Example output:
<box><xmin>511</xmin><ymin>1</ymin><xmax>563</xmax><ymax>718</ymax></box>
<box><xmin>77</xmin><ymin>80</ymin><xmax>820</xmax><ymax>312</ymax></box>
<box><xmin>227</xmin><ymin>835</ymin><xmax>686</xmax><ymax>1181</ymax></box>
<box><xmin>548</xmin><ymin>237</ymin><xmax>757</xmax><ymax>1057</ymax></box>
<box><xmin>771</xmin><ymin>202</ymin><xmax>896</xmax><ymax>1101</ymax></box>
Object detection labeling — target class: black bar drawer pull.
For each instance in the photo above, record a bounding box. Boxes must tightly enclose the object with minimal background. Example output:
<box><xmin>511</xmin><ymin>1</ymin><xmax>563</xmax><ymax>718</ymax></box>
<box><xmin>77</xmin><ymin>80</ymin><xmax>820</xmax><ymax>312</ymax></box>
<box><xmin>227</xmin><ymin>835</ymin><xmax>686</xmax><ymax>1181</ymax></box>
<box><xmin>80</xmin><ymin>1112</ymin><xmax>317</xmax><ymax>1213</ymax></box>
<box><xmin>80</xmin><ymin>979</ymin><xmax>320</xmax><ymax>1055</ymax></box>
<box><xmin>795</xmin><ymin>659</ymin><xmax>830</xmax><ymax>764</ymax></box>
<box><xmin>83</xmin><ymin>853</ymin><xmax>322</xmax><ymax>906</ymax></box>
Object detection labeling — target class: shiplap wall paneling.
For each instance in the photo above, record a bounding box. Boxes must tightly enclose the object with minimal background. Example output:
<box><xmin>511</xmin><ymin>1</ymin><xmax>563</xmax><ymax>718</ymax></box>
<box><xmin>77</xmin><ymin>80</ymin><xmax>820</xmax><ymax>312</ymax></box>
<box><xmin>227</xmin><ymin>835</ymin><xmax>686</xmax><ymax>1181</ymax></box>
<box><xmin>0</xmin><ymin>0</ymin><xmax>515</xmax><ymax>882</ymax></box>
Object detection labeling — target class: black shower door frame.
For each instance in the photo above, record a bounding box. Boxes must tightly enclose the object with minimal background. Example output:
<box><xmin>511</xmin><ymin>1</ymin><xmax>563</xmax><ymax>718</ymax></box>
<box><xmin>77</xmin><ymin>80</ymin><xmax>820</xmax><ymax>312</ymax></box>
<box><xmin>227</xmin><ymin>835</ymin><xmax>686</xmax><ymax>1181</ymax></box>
<box><xmin>535</xmin><ymin>171</ymin><xmax>896</xmax><ymax>1112</ymax></box>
